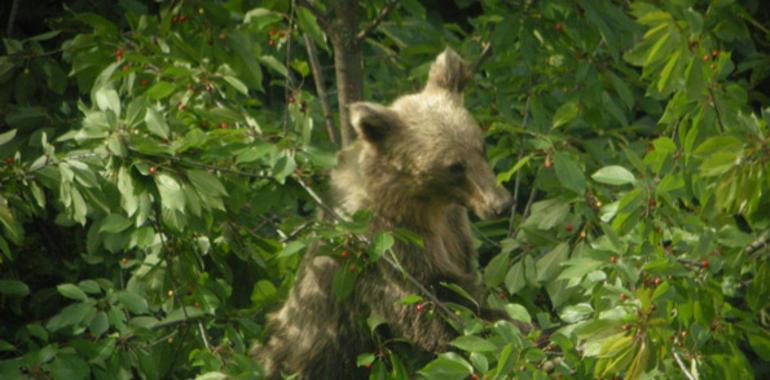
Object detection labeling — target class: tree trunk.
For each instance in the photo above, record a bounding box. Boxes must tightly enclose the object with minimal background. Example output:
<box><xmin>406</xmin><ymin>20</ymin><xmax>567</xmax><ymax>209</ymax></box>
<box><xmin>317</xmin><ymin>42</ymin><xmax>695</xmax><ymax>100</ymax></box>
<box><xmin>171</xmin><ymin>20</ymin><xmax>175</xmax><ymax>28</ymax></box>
<box><xmin>329</xmin><ymin>0</ymin><xmax>363</xmax><ymax>147</ymax></box>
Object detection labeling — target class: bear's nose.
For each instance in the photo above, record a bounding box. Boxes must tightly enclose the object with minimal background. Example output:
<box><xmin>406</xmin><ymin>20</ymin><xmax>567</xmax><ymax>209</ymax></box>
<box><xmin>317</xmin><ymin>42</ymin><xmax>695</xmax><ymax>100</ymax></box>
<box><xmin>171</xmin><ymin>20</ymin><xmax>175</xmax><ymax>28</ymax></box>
<box><xmin>494</xmin><ymin>197</ymin><xmax>514</xmax><ymax>218</ymax></box>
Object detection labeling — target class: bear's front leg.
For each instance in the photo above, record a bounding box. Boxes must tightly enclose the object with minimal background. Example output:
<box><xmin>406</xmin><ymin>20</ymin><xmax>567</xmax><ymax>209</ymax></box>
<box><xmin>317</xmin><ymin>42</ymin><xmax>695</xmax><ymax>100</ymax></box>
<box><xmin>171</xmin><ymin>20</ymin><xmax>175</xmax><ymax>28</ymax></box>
<box><xmin>359</xmin><ymin>268</ymin><xmax>456</xmax><ymax>353</ymax></box>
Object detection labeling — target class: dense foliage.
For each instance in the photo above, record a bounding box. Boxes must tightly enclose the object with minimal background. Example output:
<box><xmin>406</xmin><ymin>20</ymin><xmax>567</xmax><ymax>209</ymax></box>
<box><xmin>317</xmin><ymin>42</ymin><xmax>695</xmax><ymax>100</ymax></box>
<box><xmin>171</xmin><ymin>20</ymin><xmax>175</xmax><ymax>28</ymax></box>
<box><xmin>0</xmin><ymin>0</ymin><xmax>769</xmax><ymax>379</ymax></box>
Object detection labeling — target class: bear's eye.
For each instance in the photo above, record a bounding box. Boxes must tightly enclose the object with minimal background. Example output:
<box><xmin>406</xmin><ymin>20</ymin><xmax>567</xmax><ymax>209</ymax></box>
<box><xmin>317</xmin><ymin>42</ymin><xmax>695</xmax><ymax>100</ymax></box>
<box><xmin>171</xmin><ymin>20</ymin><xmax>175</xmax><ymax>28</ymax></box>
<box><xmin>448</xmin><ymin>162</ymin><xmax>466</xmax><ymax>175</ymax></box>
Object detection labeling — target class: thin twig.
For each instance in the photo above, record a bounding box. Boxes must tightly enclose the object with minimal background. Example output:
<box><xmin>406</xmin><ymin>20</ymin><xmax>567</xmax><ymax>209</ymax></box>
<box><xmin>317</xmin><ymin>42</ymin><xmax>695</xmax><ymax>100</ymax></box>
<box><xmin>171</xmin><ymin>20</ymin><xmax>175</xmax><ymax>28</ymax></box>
<box><xmin>197</xmin><ymin>321</ymin><xmax>211</xmax><ymax>350</ymax></box>
<box><xmin>470</xmin><ymin>41</ymin><xmax>493</xmax><ymax>73</ymax></box>
<box><xmin>356</xmin><ymin>0</ymin><xmax>399</xmax><ymax>41</ymax></box>
<box><xmin>708</xmin><ymin>87</ymin><xmax>726</xmax><ymax>133</ymax></box>
<box><xmin>673</xmin><ymin>351</ymin><xmax>697</xmax><ymax>380</ymax></box>
<box><xmin>510</xmin><ymin>169</ymin><xmax>540</xmax><ymax>239</ymax></box>
<box><xmin>303</xmin><ymin>33</ymin><xmax>337</xmax><ymax>145</ymax></box>
<box><xmin>283</xmin><ymin>0</ymin><xmax>297</xmax><ymax>135</ymax></box>
<box><xmin>508</xmin><ymin>95</ymin><xmax>531</xmax><ymax>237</ymax></box>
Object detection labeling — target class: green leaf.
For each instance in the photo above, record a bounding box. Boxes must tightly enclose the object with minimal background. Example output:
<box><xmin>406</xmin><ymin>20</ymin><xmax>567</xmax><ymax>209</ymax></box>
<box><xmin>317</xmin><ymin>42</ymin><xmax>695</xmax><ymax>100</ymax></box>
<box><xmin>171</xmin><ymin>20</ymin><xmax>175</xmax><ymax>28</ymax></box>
<box><xmin>504</xmin><ymin>261</ymin><xmax>526</xmax><ymax>295</ymax></box>
<box><xmin>223</xmin><ymin>75</ymin><xmax>249</xmax><ymax>94</ymax></box>
<box><xmin>94</xmin><ymin>86</ymin><xmax>121</xmax><ymax>117</ymax></box>
<box><xmin>418</xmin><ymin>352</ymin><xmax>473</xmax><ymax>380</ymax></box>
<box><xmin>591</xmin><ymin>166</ymin><xmax>637</xmax><ymax>185</ymax></box>
<box><xmin>251</xmin><ymin>280</ymin><xmax>278</xmax><ymax>306</ymax></box>
<box><xmin>116</xmin><ymin>291</ymin><xmax>148</xmax><ymax>314</ymax></box>
<box><xmin>497</xmin><ymin>154</ymin><xmax>531</xmax><ymax>184</ymax></box>
<box><xmin>57</xmin><ymin>283</ymin><xmax>88</xmax><ymax>301</ymax></box>
<box><xmin>145</xmin><ymin>81</ymin><xmax>176</xmax><ymax>99</ymax></box>
<box><xmin>483</xmin><ymin>252</ymin><xmax>510</xmax><ymax>287</ymax></box>
<box><xmin>356</xmin><ymin>353</ymin><xmax>376</xmax><ymax>367</ymax></box>
<box><xmin>155</xmin><ymin>173</ymin><xmax>186</xmax><ymax>212</ymax></box>
<box><xmin>450</xmin><ymin>336</ymin><xmax>497</xmax><ymax>353</ymax></box>
<box><xmin>89</xmin><ymin>311</ymin><xmax>109</xmax><ymax>337</ymax></box>
<box><xmin>536</xmin><ymin>242</ymin><xmax>569</xmax><ymax>283</ymax></box>
<box><xmin>144</xmin><ymin>107</ymin><xmax>170</xmax><ymax>139</ymax></box>
<box><xmin>396</xmin><ymin>294</ymin><xmax>423</xmax><ymax>305</ymax></box>
<box><xmin>657</xmin><ymin>50</ymin><xmax>680</xmax><ymax>93</ymax></box>
<box><xmin>0</xmin><ymin>280</ymin><xmax>29</xmax><ymax>296</ymax></box>
<box><xmin>0</xmin><ymin>129</ymin><xmax>16</xmax><ymax>146</ymax></box>
<box><xmin>46</xmin><ymin>302</ymin><xmax>95</xmax><ymax>331</ymax></box>
<box><xmin>559</xmin><ymin>303</ymin><xmax>594</xmax><ymax>323</ymax></box>
<box><xmin>186</xmin><ymin>169</ymin><xmax>228</xmax><ymax>197</ymax></box>
<box><xmin>504</xmin><ymin>303</ymin><xmax>532</xmax><ymax>324</ymax></box>
<box><xmin>368</xmin><ymin>231</ymin><xmax>394</xmax><ymax>261</ymax></box>
<box><xmin>296</xmin><ymin>8</ymin><xmax>326</xmax><ymax>50</ymax></box>
<box><xmin>644</xmin><ymin>30</ymin><xmax>670</xmax><ymax>66</ymax></box>
<box><xmin>748</xmin><ymin>333</ymin><xmax>770</xmax><ymax>361</ymax></box>
<box><xmin>553</xmin><ymin>152</ymin><xmax>586</xmax><ymax>194</ymax></box>
<box><xmin>552</xmin><ymin>101</ymin><xmax>579</xmax><ymax>128</ymax></box>
<box><xmin>694</xmin><ymin>136</ymin><xmax>743</xmax><ymax>157</ymax></box>
<box><xmin>259</xmin><ymin>55</ymin><xmax>288</xmax><ymax>77</ymax></box>
<box><xmin>332</xmin><ymin>263</ymin><xmax>356</xmax><ymax>301</ymax></box>
<box><xmin>608</xmin><ymin>72</ymin><xmax>634</xmax><ymax>110</ymax></box>
<box><xmin>78</xmin><ymin>280</ymin><xmax>101</xmax><ymax>294</ymax></box>
<box><xmin>117</xmin><ymin>166</ymin><xmax>138</xmax><ymax>216</ymax></box>
<box><xmin>99</xmin><ymin>213</ymin><xmax>132</xmax><ymax>233</ymax></box>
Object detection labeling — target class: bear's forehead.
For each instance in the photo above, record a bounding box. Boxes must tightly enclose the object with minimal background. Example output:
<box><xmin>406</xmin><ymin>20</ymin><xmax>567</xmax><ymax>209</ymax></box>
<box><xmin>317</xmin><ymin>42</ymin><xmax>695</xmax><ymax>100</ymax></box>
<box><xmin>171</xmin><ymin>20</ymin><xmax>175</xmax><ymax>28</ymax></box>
<box><xmin>391</xmin><ymin>93</ymin><xmax>483</xmax><ymax>147</ymax></box>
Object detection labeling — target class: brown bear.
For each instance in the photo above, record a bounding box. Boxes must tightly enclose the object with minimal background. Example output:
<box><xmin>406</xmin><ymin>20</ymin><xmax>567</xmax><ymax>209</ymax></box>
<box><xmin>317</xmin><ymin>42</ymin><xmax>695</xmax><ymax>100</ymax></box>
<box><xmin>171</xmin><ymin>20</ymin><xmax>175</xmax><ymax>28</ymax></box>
<box><xmin>256</xmin><ymin>48</ymin><xmax>513</xmax><ymax>379</ymax></box>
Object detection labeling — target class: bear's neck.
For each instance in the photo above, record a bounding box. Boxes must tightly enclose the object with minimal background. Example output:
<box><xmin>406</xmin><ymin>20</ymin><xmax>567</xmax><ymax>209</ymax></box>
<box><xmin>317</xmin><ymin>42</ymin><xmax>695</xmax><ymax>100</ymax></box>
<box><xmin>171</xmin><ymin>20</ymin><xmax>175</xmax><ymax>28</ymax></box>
<box><xmin>369</xmin><ymin>186</ymin><xmax>476</xmax><ymax>281</ymax></box>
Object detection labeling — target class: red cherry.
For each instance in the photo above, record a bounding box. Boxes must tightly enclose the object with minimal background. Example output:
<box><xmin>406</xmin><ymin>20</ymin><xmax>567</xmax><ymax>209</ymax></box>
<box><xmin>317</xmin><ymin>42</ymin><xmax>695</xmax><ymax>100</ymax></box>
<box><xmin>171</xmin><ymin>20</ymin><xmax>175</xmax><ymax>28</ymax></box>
<box><xmin>619</xmin><ymin>293</ymin><xmax>628</xmax><ymax>301</ymax></box>
<box><xmin>701</xmin><ymin>259</ymin><xmax>710</xmax><ymax>269</ymax></box>
<box><xmin>218</xmin><ymin>33</ymin><xmax>226</xmax><ymax>41</ymax></box>
<box><xmin>268</xmin><ymin>39</ymin><xmax>275</xmax><ymax>46</ymax></box>
<box><xmin>268</xmin><ymin>30</ymin><xmax>276</xmax><ymax>36</ymax></box>
<box><xmin>340</xmin><ymin>251</ymin><xmax>350</xmax><ymax>258</ymax></box>
<box><xmin>141</xmin><ymin>79</ymin><xmax>149</xmax><ymax>87</ymax></box>
<box><xmin>115</xmin><ymin>49</ymin><xmax>124</xmax><ymax>60</ymax></box>
<box><xmin>415</xmin><ymin>303</ymin><xmax>425</xmax><ymax>313</ymax></box>
<box><xmin>712</xmin><ymin>50</ymin><xmax>720</xmax><ymax>58</ymax></box>
<box><xmin>179</xmin><ymin>15</ymin><xmax>188</xmax><ymax>22</ymax></box>
<box><xmin>219</xmin><ymin>122</ymin><xmax>228</xmax><ymax>129</ymax></box>
<box><xmin>554</xmin><ymin>23</ymin><xmax>563</xmax><ymax>32</ymax></box>
<box><xmin>149</xmin><ymin>166</ymin><xmax>157</xmax><ymax>175</ymax></box>
<box><xmin>710</xmin><ymin>63</ymin><xmax>716</xmax><ymax>70</ymax></box>
<box><xmin>544</xmin><ymin>156</ymin><xmax>553</xmax><ymax>168</ymax></box>
<box><xmin>703</xmin><ymin>54</ymin><xmax>710</xmax><ymax>62</ymax></box>
<box><xmin>653</xmin><ymin>277</ymin><xmax>662</xmax><ymax>286</ymax></box>
<box><xmin>348</xmin><ymin>264</ymin><xmax>357</xmax><ymax>273</ymax></box>
<box><xmin>4</xmin><ymin>157</ymin><xmax>14</xmax><ymax>165</ymax></box>
<box><xmin>566</xmin><ymin>223</ymin><xmax>574</xmax><ymax>232</ymax></box>
<box><xmin>364</xmin><ymin>362</ymin><xmax>372</xmax><ymax>369</ymax></box>
<box><xmin>122</xmin><ymin>65</ymin><xmax>130</xmax><ymax>72</ymax></box>
<box><xmin>610</xmin><ymin>256</ymin><xmax>617</xmax><ymax>264</ymax></box>
<box><xmin>288</xmin><ymin>95</ymin><xmax>295</xmax><ymax>104</ymax></box>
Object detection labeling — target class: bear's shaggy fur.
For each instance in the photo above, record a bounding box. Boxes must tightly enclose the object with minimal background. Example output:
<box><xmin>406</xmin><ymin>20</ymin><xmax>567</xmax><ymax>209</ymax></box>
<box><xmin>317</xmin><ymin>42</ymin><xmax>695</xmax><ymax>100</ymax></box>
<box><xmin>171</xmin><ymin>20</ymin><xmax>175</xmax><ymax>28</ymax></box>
<box><xmin>256</xmin><ymin>48</ymin><xmax>512</xmax><ymax>379</ymax></box>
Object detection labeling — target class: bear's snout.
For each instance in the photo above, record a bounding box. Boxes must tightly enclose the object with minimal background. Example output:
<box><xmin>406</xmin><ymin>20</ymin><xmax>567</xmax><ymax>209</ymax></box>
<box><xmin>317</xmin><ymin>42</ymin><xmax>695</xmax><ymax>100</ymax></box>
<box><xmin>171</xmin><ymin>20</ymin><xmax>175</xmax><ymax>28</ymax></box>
<box><xmin>493</xmin><ymin>196</ymin><xmax>514</xmax><ymax>218</ymax></box>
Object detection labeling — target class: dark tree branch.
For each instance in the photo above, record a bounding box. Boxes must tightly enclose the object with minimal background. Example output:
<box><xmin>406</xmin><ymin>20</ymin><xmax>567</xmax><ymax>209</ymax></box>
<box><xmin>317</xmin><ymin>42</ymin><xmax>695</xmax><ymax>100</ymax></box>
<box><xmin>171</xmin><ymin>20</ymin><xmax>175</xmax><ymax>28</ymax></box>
<box><xmin>746</xmin><ymin>231</ymin><xmax>770</xmax><ymax>256</ymax></box>
<box><xmin>303</xmin><ymin>33</ymin><xmax>337</xmax><ymax>145</ymax></box>
<box><xmin>356</xmin><ymin>0</ymin><xmax>399</xmax><ymax>41</ymax></box>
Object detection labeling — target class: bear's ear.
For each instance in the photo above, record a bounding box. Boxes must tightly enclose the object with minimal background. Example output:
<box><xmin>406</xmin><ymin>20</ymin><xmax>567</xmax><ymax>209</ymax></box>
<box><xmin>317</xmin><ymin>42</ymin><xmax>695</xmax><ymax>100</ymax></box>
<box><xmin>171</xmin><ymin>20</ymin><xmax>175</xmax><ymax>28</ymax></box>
<box><xmin>425</xmin><ymin>47</ymin><xmax>470</xmax><ymax>94</ymax></box>
<box><xmin>349</xmin><ymin>102</ymin><xmax>401</xmax><ymax>146</ymax></box>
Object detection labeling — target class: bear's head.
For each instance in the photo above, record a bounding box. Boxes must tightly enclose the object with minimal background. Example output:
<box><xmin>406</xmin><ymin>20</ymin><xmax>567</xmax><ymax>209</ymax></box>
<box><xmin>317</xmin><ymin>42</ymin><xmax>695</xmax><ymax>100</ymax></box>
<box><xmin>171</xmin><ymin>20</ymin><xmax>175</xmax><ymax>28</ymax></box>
<box><xmin>348</xmin><ymin>48</ymin><xmax>512</xmax><ymax>222</ymax></box>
